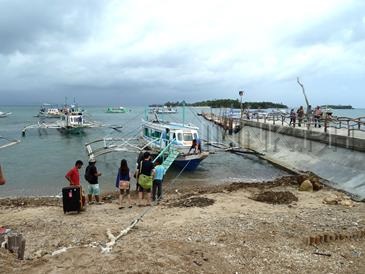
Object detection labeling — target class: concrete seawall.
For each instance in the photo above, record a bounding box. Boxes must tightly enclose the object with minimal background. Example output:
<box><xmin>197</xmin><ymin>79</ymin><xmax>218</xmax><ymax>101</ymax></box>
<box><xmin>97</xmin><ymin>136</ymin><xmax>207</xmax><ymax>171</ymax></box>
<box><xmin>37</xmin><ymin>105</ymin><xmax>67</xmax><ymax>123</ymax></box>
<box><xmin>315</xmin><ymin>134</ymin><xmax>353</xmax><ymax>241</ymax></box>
<box><xmin>242</xmin><ymin>120</ymin><xmax>365</xmax><ymax>152</ymax></box>
<box><xmin>230</xmin><ymin>125</ymin><xmax>365</xmax><ymax>200</ymax></box>
<box><xmin>201</xmin><ymin>112</ymin><xmax>365</xmax><ymax>199</ymax></box>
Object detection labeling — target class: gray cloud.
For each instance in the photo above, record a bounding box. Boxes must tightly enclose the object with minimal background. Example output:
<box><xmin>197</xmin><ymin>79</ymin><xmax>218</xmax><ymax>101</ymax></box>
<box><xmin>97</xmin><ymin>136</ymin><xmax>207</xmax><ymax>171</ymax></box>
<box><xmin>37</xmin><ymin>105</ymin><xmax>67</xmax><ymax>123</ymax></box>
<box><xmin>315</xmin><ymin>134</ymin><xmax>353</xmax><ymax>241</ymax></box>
<box><xmin>0</xmin><ymin>1</ymin><xmax>364</xmax><ymax>108</ymax></box>
<box><xmin>288</xmin><ymin>2</ymin><xmax>365</xmax><ymax>46</ymax></box>
<box><xmin>0</xmin><ymin>0</ymin><xmax>105</xmax><ymax>54</ymax></box>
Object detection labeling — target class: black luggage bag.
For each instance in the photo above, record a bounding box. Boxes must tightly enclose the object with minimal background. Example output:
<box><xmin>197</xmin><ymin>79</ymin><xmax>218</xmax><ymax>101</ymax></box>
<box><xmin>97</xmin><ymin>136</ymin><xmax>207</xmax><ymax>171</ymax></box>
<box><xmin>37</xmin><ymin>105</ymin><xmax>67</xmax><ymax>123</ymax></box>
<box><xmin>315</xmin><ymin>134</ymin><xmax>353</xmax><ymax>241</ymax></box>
<box><xmin>62</xmin><ymin>186</ymin><xmax>82</xmax><ymax>214</ymax></box>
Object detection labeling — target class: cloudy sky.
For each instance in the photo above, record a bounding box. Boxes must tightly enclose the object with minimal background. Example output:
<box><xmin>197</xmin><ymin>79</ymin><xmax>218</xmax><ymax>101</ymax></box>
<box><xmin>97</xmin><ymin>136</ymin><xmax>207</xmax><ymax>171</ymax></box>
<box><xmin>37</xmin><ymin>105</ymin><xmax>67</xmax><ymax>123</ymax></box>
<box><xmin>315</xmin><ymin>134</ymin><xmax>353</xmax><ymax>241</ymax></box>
<box><xmin>0</xmin><ymin>0</ymin><xmax>364</xmax><ymax>107</ymax></box>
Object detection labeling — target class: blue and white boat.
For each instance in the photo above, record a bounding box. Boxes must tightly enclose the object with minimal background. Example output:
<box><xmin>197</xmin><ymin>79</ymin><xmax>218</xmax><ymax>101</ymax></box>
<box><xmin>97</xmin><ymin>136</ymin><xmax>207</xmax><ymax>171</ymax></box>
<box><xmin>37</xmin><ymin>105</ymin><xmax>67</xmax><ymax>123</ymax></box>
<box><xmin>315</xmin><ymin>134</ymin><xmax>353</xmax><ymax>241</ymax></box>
<box><xmin>141</xmin><ymin>115</ymin><xmax>208</xmax><ymax>171</ymax></box>
<box><xmin>84</xmin><ymin>108</ymin><xmax>208</xmax><ymax>172</ymax></box>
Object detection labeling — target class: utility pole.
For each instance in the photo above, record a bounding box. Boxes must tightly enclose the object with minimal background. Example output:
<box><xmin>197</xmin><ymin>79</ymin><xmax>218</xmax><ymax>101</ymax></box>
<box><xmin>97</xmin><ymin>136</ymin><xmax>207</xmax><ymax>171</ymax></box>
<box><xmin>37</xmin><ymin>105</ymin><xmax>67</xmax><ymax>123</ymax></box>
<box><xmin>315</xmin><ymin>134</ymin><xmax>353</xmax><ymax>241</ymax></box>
<box><xmin>239</xmin><ymin>91</ymin><xmax>244</xmax><ymax>119</ymax></box>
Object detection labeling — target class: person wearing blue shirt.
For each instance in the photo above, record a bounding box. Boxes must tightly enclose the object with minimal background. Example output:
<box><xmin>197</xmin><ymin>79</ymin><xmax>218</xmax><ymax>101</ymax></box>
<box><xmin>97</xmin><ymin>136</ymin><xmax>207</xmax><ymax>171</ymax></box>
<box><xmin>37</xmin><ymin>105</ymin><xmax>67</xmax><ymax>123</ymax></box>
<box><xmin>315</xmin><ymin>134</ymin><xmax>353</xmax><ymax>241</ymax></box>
<box><xmin>152</xmin><ymin>158</ymin><xmax>166</xmax><ymax>203</ymax></box>
<box><xmin>188</xmin><ymin>138</ymin><xmax>202</xmax><ymax>154</ymax></box>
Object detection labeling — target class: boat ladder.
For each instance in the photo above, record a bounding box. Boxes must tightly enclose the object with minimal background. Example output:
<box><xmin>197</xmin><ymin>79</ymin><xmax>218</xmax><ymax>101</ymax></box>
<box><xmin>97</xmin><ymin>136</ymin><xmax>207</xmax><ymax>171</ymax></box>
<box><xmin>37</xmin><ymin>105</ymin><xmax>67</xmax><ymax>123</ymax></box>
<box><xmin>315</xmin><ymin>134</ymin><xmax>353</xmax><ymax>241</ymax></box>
<box><xmin>152</xmin><ymin>139</ymin><xmax>180</xmax><ymax>171</ymax></box>
<box><xmin>159</xmin><ymin>150</ymin><xmax>180</xmax><ymax>171</ymax></box>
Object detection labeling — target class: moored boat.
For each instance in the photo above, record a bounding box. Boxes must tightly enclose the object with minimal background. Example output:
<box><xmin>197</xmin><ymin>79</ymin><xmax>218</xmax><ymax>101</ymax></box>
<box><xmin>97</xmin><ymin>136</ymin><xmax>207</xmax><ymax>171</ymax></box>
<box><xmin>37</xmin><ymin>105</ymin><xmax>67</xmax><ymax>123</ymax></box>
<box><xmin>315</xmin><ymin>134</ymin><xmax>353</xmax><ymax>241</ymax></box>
<box><xmin>36</xmin><ymin>103</ymin><xmax>63</xmax><ymax>118</ymax></box>
<box><xmin>106</xmin><ymin>107</ymin><xmax>126</xmax><ymax>113</ymax></box>
<box><xmin>22</xmin><ymin>105</ymin><xmax>100</xmax><ymax>136</ymax></box>
<box><xmin>0</xmin><ymin>111</ymin><xmax>12</xmax><ymax>118</ymax></box>
<box><xmin>149</xmin><ymin>106</ymin><xmax>178</xmax><ymax>114</ymax></box>
<box><xmin>84</xmin><ymin>109</ymin><xmax>208</xmax><ymax>172</ymax></box>
<box><xmin>141</xmin><ymin>115</ymin><xmax>208</xmax><ymax>171</ymax></box>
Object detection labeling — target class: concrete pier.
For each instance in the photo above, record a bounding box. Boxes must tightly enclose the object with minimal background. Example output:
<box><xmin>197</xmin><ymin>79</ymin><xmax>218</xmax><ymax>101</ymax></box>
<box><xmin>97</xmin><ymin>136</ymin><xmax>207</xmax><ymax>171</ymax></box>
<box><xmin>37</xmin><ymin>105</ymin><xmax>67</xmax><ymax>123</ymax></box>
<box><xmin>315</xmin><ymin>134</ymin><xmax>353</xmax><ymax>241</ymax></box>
<box><xmin>202</xmin><ymin>113</ymin><xmax>365</xmax><ymax>152</ymax></box>
<box><xmin>201</xmin><ymin>112</ymin><xmax>365</xmax><ymax>200</ymax></box>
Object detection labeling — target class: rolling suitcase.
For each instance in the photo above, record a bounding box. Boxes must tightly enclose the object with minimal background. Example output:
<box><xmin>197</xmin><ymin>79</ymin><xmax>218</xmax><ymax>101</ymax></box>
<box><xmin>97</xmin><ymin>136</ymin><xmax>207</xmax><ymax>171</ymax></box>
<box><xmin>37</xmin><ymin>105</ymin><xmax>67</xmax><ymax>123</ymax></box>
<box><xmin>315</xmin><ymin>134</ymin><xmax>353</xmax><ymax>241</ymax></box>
<box><xmin>62</xmin><ymin>186</ymin><xmax>82</xmax><ymax>214</ymax></box>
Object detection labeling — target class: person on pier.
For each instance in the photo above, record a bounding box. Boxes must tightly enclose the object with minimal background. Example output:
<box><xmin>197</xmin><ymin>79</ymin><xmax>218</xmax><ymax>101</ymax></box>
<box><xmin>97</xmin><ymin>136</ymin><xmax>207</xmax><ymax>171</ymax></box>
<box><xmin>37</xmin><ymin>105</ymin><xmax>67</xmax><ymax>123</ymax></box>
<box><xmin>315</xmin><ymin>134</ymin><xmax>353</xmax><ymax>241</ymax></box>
<box><xmin>297</xmin><ymin>106</ymin><xmax>304</xmax><ymax>127</ymax></box>
<box><xmin>289</xmin><ymin>109</ymin><xmax>297</xmax><ymax>127</ymax></box>
<box><xmin>314</xmin><ymin>106</ymin><xmax>322</xmax><ymax>128</ymax></box>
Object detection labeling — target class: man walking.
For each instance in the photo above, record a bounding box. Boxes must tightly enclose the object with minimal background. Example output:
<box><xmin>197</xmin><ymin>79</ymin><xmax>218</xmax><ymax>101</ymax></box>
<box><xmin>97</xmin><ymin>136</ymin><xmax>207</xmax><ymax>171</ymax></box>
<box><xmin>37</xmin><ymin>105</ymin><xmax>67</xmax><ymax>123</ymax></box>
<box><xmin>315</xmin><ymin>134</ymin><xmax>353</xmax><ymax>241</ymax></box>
<box><xmin>85</xmin><ymin>158</ymin><xmax>102</xmax><ymax>204</ymax></box>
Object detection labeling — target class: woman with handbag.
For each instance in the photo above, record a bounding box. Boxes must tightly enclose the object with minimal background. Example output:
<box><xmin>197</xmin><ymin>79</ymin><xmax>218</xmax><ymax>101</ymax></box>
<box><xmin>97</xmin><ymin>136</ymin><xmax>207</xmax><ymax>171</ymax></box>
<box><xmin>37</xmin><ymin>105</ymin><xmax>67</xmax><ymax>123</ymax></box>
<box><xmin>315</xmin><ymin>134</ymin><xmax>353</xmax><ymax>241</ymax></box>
<box><xmin>115</xmin><ymin>159</ymin><xmax>132</xmax><ymax>209</ymax></box>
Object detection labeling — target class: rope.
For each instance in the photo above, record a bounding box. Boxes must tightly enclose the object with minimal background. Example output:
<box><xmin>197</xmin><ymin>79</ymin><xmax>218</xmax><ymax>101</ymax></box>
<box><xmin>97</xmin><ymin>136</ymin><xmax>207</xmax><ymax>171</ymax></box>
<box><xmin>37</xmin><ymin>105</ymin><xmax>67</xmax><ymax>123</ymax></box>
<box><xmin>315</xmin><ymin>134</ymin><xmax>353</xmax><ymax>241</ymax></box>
<box><xmin>100</xmin><ymin>158</ymin><xmax>192</xmax><ymax>253</ymax></box>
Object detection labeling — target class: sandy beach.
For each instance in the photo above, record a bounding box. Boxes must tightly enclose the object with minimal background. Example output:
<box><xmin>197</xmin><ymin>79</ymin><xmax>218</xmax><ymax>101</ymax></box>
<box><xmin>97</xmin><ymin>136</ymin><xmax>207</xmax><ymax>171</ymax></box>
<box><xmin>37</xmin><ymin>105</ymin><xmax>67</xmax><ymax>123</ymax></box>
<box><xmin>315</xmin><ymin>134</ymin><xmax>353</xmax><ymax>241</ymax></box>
<box><xmin>1</xmin><ymin>174</ymin><xmax>364</xmax><ymax>274</ymax></box>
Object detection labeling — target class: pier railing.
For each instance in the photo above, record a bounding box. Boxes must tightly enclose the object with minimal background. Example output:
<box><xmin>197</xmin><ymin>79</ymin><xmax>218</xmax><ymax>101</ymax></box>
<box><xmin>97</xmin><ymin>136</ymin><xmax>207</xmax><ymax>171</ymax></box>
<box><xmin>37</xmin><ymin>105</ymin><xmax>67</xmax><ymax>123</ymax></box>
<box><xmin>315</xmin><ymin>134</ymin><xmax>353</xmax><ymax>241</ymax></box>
<box><xmin>202</xmin><ymin>112</ymin><xmax>365</xmax><ymax>138</ymax></box>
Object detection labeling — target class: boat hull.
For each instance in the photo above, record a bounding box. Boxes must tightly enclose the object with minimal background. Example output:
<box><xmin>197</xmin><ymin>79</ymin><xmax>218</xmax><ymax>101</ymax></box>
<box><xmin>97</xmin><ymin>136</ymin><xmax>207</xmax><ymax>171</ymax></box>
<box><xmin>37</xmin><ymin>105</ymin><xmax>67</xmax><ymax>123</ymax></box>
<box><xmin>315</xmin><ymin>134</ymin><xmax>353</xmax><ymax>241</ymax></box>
<box><xmin>57</xmin><ymin>127</ymin><xmax>85</xmax><ymax>135</ymax></box>
<box><xmin>172</xmin><ymin>152</ymin><xmax>209</xmax><ymax>171</ymax></box>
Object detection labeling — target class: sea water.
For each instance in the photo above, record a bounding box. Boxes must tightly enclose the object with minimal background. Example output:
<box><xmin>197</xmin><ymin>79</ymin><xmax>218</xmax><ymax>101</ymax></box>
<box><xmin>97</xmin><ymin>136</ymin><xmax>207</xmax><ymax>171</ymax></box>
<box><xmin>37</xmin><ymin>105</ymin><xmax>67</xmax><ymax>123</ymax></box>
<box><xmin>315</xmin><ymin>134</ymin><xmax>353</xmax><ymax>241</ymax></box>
<box><xmin>0</xmin><ymin>106</ymin><xmax>363</xmax><ymax>197</ymax></box>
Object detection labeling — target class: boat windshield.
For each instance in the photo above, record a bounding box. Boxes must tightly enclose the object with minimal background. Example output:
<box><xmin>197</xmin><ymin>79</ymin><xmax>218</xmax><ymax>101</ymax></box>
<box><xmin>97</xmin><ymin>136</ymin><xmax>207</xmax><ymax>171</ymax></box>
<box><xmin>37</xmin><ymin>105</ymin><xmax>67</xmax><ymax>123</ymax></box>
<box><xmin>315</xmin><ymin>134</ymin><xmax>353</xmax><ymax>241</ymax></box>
<box><xmin>183</xmin><ymin>133</ymin><xmax>193</xmax><ymax>141</ymax></box>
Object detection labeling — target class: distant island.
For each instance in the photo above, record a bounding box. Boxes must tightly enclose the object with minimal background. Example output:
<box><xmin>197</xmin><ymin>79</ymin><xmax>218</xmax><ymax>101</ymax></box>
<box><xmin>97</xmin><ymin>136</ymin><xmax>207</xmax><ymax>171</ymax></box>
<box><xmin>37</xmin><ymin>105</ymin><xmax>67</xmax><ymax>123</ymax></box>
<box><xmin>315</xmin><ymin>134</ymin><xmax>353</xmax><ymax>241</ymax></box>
<box><xmin>321</xmin><ymin>105</ymin><xmax>353</xmax><ymax>109</ymax></box>
<box><xmin>158</xmin><ymin>99</ymin><xmax>288</xmax><ymax>109</ymax></box>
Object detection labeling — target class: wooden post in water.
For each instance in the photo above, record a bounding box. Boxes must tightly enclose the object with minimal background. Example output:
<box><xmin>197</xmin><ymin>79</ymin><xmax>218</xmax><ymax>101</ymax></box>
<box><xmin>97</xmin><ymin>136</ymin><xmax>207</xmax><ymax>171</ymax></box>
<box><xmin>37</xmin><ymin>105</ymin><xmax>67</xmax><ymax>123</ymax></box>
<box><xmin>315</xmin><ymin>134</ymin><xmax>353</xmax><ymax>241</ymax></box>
<box><xmin>228</xmin><ymin>118</ymin><xmax>233</xmax><ymax>135</ymax></box>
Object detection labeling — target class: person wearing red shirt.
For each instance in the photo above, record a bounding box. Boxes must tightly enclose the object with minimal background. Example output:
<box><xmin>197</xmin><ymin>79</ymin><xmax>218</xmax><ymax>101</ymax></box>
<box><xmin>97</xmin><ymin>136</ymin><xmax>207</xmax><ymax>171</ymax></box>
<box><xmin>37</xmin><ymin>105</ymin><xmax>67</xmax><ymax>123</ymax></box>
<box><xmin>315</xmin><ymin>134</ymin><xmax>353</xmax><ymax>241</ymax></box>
<box><xmin>65</xmin><ymin>160</ymin><xmax>83</xmax><ymax>186</ymax></box>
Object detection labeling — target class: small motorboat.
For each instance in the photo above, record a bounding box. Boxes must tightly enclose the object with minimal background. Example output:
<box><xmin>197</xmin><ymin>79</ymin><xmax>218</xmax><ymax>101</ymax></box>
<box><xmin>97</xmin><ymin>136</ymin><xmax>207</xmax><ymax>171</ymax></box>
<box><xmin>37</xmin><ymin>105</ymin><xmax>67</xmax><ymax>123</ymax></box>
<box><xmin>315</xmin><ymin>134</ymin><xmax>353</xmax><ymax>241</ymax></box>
<box><xmin>0</xmin><ymin>111</ymin><xmax>12</xmax><ymax>118</ymax></box>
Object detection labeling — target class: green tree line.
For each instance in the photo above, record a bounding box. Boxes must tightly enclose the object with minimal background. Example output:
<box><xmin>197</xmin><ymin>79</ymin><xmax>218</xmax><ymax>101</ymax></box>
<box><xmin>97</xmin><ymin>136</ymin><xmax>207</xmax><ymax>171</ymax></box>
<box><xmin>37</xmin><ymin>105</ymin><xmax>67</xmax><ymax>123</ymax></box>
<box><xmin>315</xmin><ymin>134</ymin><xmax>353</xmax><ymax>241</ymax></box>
<box><xmin>157</xmin><ymin>99</ymin><xmax>287</xmax><ymax>109</ymax></box>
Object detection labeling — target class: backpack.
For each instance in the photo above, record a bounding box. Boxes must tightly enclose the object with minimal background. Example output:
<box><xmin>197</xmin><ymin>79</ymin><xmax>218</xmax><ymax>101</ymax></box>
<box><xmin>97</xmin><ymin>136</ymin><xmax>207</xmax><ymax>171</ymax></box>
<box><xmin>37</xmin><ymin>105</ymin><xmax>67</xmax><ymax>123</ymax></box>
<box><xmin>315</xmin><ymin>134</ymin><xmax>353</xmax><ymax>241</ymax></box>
<box><xmin>84</xmin><ymin>166</ymin><xmax>93</xmax><ymax>182</ymax></box>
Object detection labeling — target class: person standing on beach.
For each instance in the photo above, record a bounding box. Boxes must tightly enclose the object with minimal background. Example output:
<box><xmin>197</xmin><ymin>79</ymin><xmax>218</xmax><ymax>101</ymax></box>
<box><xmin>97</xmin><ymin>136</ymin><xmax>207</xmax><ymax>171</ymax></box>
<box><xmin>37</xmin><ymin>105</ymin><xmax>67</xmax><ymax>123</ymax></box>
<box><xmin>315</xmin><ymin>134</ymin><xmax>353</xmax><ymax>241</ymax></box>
<box><xmin>115</xmin><ymin>159</ymin><xmax>132</xmax><ymax>209</ymax></box>
<box><xmin>65</xmin><ymin>160</ymin><xmax>83</xmax><ymax>186</ymax></box>
<box><xmin>297</xmin><ymin>106</ymin><xmax>304</xmax><ymax>127</ymax></box>
<box><xmin>152</xmin><ymin>158</ymin><xmax>165</xmax><ymax>203</ymax></box>
<box><xmin>137</xmin><ymin>152</ymin><xmax>154</xmax><ymax>206</ymax></box>
<box><xmin>85</xmin><ymin>158</ymin><xmax>102</xmax><ymax>204</ymax></box>
<box><xmin>65</xmin><ymin>160</ymin><xmax>86</xmax><ymax>207</ymax></box>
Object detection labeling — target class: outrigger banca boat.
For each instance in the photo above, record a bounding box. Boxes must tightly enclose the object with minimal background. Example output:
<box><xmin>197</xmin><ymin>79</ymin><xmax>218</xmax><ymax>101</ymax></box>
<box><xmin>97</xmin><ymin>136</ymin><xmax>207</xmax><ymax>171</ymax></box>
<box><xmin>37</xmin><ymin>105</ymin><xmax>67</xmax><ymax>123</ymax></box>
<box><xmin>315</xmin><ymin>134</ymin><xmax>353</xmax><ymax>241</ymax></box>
<box><xmin>22</xmin><ymin>107</ymin><xmax>102</xmax><ymax>136</ymax></box>
<box><xmin>85</xmin><ymin>113</ymin><xmax>209</xmax><ymax>172</ymax></box>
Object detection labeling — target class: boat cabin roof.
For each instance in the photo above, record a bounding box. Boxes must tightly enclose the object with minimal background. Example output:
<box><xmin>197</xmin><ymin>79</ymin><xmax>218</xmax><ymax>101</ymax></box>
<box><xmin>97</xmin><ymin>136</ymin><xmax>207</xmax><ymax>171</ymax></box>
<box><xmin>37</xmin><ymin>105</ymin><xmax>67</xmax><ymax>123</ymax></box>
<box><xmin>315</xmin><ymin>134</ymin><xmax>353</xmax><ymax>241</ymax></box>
<box><xmin>144</xmin><ymin>119</ymin><xmax>198</xmax><ymax>131</ymax></box>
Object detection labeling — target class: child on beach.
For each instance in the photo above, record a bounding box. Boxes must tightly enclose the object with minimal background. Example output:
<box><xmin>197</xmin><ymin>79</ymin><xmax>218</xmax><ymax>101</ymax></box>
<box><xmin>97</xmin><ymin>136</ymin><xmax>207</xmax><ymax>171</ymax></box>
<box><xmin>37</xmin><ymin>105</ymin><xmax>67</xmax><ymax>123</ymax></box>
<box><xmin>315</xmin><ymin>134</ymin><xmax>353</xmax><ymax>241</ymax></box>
<box><xmin>115</xmin><ymin>159</ymin><xmax>132</xmax><ymax>209</ymax></box>
<box><xmin>152</xmin><ymin>158</ymin><xmax>166</xmax><ymax>203</ymax></box>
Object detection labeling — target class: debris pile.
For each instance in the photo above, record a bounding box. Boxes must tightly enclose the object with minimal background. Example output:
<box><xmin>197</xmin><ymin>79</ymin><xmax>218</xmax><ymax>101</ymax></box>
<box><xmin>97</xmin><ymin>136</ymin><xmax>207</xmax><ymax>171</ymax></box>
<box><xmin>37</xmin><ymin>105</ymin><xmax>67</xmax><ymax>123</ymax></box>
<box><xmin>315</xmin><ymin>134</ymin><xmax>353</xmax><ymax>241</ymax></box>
<box><xmin>252</xmin><ymin>191</ymin><xmax>298</xmax><ymax>204</ymax></box>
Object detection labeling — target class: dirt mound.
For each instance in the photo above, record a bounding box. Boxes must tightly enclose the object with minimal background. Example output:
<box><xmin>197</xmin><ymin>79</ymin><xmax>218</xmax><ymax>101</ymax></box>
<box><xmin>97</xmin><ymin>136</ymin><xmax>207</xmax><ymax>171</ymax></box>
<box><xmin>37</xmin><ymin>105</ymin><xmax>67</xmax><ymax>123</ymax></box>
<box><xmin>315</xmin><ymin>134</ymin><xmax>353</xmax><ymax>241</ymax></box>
<box><xmin>252</xmin><ymin>191</ymin><xmax>298</xmax><ymax>204</ymax></box>
<box><xmin>169</xmin><ymin>197</ymin><xmax>215</xmax><ymax>208</ymax></box>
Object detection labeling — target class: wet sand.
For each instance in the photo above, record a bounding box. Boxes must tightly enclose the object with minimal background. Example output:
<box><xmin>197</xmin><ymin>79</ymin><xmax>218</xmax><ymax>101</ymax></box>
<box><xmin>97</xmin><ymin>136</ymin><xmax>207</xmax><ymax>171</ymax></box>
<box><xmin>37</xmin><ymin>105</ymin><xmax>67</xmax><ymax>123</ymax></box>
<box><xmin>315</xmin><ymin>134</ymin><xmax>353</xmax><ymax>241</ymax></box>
<box><xmin>1</xmin><ymin>175</ymin><xmax>365</xmax><ymax>273</ymax></box>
